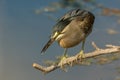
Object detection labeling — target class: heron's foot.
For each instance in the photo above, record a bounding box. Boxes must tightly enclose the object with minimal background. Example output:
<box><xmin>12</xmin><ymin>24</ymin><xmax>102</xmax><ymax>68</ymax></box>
<box><xmin>76</xmin><ymin>50</ymin><xmax>85</xmax><ymax>62</ymax></box>
<box><xmin>58</xmin><ymin>54</ymin><xmax>69</xmax><ymax>70</ymax></box>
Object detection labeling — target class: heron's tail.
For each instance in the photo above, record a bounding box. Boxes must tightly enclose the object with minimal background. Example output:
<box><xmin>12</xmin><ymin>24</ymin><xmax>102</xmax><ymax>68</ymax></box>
<box><xmin>41</xmin><ymin>38</ymin><xmax>55</xmax><ymax>54</ymax></box>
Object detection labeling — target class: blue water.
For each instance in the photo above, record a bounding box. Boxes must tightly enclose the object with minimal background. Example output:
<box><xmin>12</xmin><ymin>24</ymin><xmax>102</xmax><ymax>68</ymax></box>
<box><xmin>0</xmin><ymin>0</ymin><xmax>120</xmax><ymax>80</ymax></box>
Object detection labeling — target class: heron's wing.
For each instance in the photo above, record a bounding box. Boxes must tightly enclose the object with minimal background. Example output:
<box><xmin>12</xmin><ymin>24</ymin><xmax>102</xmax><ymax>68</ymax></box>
<box><xmin>51</xmin><ymin>9</ymin><xmax>87</xmax><ymax>34</ymax></box>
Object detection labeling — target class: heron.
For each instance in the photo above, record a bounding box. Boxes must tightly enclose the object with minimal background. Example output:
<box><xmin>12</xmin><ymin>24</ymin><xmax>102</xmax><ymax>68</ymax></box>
<box><xmin>41</xmin><ymin>8</ymin><xmax>95</xmax><ymax>65</ymax></box>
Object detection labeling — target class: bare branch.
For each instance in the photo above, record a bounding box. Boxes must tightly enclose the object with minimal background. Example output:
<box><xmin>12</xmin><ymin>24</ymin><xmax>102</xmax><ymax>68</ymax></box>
<box><xmin>33</xmin><ymin>42</ymin><xmax>120</xmax><ymax>74</ymax></box>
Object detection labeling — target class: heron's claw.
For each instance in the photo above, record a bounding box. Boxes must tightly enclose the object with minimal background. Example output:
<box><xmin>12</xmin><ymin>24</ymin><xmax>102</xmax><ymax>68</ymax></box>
<box><xmin>76</xmin><ymin>50</ymin><xmax>85</xmax><ymax>62</ymax></box>
<box><xmin>59</xmin><ymin>54</ymin><xmax>68</xmax><ymax>69</ymax></box>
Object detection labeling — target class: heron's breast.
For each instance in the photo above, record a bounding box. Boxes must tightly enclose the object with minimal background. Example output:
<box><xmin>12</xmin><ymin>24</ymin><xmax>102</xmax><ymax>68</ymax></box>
<box><xmin>58</xmin><ymin>35</ymin><xmax>84</xmax><ymax>48</ymax></box>
<box><xmin>58</xmin><ymin>26</ymin><xmax>85</xmax><ymax>48</ymax></box>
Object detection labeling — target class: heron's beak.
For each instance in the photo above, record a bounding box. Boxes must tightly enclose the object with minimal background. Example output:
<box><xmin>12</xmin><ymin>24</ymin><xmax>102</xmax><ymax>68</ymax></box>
<box><xmin>41</xmin><ymin>31</ymin><xmax>60</xmax><ymax>54</ymax></box>
<box><xmin>41</xmin><ymin>38</ymin><xmax>55</xmax><ymax>54</ymax></box>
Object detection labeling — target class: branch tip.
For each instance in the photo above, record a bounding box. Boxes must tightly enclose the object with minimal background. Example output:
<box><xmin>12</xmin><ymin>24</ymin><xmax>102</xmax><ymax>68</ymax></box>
<box><xmin>92</xmin><ymin>42</ymin><xmax>100</xmax><ymax>50</ymax></box>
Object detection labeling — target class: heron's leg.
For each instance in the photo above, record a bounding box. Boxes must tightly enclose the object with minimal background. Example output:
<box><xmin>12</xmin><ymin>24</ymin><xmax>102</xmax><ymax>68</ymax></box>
<box><xmin>80</xmin><ymin>39</ymin><xmax>85</xmax><ymax>55</ymax></box>
<box><xmin>77</xmin><ymin>39</ymin><xmax>86</xmax><ymax>61</ymax></box>
<box><xmin>63</xmin><ymin>48</ymin><xmax>68</xmax><ymax>57</ymax></box>
<box><xmin>59</xmin><ymin>48</ymin><xmax>69</xmax><ymax>69</ymax></box>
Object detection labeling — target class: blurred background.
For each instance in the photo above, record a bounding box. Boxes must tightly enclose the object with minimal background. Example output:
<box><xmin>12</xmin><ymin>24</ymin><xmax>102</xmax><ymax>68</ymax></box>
<box><xmin>0</xmin><ymin>0</ymin><xmax>120</xmax><ymax>80</ymax></box>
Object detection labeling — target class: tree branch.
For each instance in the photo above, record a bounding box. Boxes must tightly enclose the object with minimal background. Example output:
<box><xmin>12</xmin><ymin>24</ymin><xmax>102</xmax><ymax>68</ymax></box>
<box><xmin>33</xmin><ymin>42</ymin><xmax>120</xmax><ymax>74</ymax></box>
